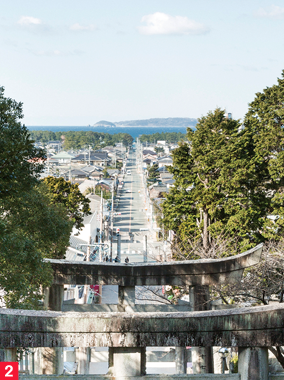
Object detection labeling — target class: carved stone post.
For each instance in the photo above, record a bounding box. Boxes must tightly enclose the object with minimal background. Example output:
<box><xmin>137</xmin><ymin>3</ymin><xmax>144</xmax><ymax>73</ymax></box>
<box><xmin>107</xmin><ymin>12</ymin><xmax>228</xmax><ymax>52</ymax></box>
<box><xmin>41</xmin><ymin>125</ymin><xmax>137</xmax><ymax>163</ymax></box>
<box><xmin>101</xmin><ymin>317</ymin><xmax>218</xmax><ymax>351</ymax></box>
<box><xmin>175</xmin><ymin>346</ymin><xmax>187</xmax><ymax>374</ymax></box>
<box><xmin>41</xmin><ymin>284</ymin><xmax>64</xmax><ymax>374</ymax></box>
<box><xmin>118</xmin><ymin>285</ymin><xmax>135</xmax><ymax>312</ymax></box>
<box><xmin>190</xmin><ymin>285</ymin><xmax>214</xmax><ymax>373</ymax></box>
<box><xmin>44</xmin><ymin>284</ymin><xmax>64</xmax><ymax>311</ymax></box>
<box><xmin>4</xmin><ymin>348</ymin><xmax>17</xmax><ymax>362</ymax></box>
<box><xmin>238</xmin><ymin>347</ymin><xmax>268</xmax><ymax>380</ymax></box>
<box><xmin>0</xmin><ymin>349</ymin><xmax>5</xmax><ymax>362</ymax></box>
<box><xmin>108</xmin><ymin>347</ymin><xmax>146</xmax><ymax>376</ymax></box>
<box><xmin>76</xmin><ymin>347</ymin><xmax>91</xmax><ymax>374</ymax></box>
<box><xmin>41</xmin><ymin>348</ymin><xmax>63</xmax><ymax>375</ymax></box>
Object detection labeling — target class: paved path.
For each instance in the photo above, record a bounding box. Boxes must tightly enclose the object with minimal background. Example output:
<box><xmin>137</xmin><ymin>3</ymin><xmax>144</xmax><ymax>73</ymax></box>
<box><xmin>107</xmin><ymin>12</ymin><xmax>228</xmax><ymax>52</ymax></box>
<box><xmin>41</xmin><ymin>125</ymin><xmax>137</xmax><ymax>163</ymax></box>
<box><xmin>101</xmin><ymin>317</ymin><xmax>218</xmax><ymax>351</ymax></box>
<box><xmin>112</xmin><ymin>148</ymin><xmax>163</xmax><ymax>263</ymax></box>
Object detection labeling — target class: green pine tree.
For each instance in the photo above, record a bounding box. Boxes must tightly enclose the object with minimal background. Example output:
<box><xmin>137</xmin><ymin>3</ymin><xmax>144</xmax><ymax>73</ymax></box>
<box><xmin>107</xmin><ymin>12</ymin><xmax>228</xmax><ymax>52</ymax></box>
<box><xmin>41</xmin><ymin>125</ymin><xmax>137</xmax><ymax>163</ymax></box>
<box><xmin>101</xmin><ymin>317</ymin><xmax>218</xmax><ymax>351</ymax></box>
<box><xmin>162</xmin><ymin>108</ymin><xmax>266</xmax><ymax>255</ymax></box>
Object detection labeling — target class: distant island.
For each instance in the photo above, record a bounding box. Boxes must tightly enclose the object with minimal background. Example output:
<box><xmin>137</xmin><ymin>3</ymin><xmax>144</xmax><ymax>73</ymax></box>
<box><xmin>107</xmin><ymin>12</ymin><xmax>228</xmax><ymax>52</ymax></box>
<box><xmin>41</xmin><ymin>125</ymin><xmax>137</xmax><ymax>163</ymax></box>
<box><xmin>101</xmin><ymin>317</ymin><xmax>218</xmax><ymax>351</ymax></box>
<box><xmin>93</xmin><ymin>117</ymin><xmax>197</xmax><ymax>128</ymax></box>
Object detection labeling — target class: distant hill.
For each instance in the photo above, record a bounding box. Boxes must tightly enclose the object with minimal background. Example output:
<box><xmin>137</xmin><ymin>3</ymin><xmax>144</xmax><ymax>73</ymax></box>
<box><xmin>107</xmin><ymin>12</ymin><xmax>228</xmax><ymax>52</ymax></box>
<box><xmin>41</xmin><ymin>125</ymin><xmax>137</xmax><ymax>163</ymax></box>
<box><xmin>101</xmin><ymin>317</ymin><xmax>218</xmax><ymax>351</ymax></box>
<box><xmin>94</xmin><ymin>120</ymin><xmax>116</xmax><ymax>128</ymax></box>
<box><xmin>115</xmin><ymin>118</ymin><xmax>197</xmax><ymax>127</ymax></box>
<box><xmin>92</xmin><ymin>118</ymin><xmax>197</xmax><ymax>128</ymax></box>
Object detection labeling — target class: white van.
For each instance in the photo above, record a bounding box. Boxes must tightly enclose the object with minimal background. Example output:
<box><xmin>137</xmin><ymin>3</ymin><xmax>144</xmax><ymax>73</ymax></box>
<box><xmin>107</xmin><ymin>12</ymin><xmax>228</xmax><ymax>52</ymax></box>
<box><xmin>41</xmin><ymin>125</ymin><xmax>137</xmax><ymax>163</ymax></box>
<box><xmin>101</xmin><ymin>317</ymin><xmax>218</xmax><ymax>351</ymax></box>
<box><xmin>126</xmin><ymin>170</ymin><xmax>131</xmax><ymax>175</ymax></box>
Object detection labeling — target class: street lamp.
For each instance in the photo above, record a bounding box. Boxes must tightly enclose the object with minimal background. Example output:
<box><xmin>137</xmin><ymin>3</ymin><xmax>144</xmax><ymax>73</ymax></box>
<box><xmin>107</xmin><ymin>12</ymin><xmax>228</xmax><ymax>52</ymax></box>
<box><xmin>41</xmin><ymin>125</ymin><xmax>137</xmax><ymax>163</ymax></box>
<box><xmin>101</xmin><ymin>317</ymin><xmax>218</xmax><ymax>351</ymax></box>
<box><xmin>218</xmin><ymin>347</ymin><xmax>229</xmax><ymax>374</ymax></box>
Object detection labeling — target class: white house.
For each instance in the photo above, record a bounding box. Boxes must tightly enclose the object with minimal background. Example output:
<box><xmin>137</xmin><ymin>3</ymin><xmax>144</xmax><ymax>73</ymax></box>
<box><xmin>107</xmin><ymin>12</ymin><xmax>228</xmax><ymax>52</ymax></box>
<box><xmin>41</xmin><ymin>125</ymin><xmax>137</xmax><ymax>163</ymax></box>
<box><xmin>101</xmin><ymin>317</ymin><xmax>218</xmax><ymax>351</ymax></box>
<box><xmin>157</xmin><ymin>156</ymin><xmax>173</xmax><ymax>168</ymax></box>
<box><xmin>51</xmin><ymin>151</ymin><xmax>75</xmax><ymax>164</ymax></box>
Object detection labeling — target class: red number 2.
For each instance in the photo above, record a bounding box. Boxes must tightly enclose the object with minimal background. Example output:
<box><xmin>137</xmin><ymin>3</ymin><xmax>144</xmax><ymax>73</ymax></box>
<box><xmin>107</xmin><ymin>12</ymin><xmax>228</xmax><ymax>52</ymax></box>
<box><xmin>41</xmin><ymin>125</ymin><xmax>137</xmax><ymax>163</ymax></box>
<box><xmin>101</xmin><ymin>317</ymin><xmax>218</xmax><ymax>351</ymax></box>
<box><xmin>5</xmin><ymin>365</ymin><xmax>13</xmax><ymax>377</ymax></box>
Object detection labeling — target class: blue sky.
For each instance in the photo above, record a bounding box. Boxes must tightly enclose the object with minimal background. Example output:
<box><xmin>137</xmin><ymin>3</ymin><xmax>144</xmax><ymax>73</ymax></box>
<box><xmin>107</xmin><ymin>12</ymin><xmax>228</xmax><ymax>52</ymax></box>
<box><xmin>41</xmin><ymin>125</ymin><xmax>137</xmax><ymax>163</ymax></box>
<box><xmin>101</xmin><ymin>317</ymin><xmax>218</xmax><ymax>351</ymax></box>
<box><xmin>1</xmin><ymin>0</ymin><xmax>284</xmax><ymax>125</ymax></box>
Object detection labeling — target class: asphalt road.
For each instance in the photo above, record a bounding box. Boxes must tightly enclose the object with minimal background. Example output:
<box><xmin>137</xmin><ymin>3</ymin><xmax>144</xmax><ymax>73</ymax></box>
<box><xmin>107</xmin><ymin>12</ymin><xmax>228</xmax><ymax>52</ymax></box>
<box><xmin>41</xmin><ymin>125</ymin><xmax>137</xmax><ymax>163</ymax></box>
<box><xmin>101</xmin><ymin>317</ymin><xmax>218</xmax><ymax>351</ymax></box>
<box><xmin>112</xmin><ymin>149</ymin><xmax>153</xmax><ymax>262</ymax></box>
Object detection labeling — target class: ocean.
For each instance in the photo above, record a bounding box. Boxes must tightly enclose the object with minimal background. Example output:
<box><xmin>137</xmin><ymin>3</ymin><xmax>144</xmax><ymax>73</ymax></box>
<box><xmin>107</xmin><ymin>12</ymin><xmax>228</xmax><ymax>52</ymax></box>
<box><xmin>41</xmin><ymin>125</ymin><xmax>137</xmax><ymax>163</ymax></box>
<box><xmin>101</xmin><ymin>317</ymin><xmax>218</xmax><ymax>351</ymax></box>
<box><xmin>26</xmin><ymin>126</ymin><xmax>190</xmax><ymax>139</ymax></box>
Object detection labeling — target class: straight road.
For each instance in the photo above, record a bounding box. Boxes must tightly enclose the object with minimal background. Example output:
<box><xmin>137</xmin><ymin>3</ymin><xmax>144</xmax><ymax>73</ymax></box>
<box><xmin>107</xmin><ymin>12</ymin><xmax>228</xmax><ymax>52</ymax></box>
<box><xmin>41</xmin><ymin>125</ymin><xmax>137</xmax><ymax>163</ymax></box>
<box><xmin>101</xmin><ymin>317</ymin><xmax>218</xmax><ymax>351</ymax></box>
<box><xmin>112</xmin><ymin>148</ymin><xmax>162</xmax><ymax>262</ymax></box>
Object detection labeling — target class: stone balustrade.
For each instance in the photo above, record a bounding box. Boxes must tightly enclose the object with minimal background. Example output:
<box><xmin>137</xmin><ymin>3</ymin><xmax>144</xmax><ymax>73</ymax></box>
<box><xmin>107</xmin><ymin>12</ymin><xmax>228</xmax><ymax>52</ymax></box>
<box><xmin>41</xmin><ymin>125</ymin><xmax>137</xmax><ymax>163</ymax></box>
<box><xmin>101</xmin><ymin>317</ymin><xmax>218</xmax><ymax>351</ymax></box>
<box><xmin>0</xmin><ymin>303</ymin><xmax>283</xmax><ymax>348</ymax></box>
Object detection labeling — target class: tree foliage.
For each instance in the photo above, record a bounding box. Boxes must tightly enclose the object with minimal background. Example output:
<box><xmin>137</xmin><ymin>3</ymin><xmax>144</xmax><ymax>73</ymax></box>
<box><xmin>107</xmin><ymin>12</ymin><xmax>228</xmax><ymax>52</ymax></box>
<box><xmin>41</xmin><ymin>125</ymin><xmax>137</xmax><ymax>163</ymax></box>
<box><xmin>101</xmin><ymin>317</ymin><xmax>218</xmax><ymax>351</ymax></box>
<box><xmin>162</xmin><ymin>108</ymin><xmax>266</xmax><ymax>253</ymax></box>
<box><xmin>27</xmin><ymin>130</ymin><xmax>62</xmax><ymax>143</ymax></box>
<box><xmin>139</xmin><ymin>131</ymin><xmax>186</xmax><ymax>144</ymax></box>
<box><xmin>0</xmin><ymin>87</ymin><xmax>72</xmax><ymax>308</ymax></box>
<box><xmin>162</xmin><ymin>81</ymin><xmax>284</xmax><ymax>253</ymax></box>
<box><xmin>42</xmin><ymin>176</ymin><xmax>91</xmax><ymax>230</ymax></box>
<box><xmin>154</xmin><ymin>146</ymin><xmax>165</xmax><ymax>154</ymax></box>
<box><xmin>29</xmin><ymin>130</ymin><xmax>134</xmax><ymax>150</ymax></box>
<box><xmin>0</xmin><ymin>87</ymin><xmax>45</xmax><ymax>200</ymax></box>
<box><xmin>0</xmin><ymin>185</ymin><xmax>72</xmax><ymax>308</ymax></box>
<box><xmin>244</xmin><ymin>70</ymin><xmax>284</xmax><ymax>239</ymax></box>
<box><xmin>147</xmin><ymin>163</ymin><xmax>159</xmax><ymax>183</ymax></box>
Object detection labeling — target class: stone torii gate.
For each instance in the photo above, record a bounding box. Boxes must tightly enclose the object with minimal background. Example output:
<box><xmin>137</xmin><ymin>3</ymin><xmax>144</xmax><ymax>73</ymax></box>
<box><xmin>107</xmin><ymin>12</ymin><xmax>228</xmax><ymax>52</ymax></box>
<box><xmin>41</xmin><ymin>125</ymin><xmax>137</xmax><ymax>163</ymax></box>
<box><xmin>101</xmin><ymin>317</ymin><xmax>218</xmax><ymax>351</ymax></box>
<box><xmin>0</xmin><ymin>243</ymin><xmax>274</xmax><ymax>380</ymax></box>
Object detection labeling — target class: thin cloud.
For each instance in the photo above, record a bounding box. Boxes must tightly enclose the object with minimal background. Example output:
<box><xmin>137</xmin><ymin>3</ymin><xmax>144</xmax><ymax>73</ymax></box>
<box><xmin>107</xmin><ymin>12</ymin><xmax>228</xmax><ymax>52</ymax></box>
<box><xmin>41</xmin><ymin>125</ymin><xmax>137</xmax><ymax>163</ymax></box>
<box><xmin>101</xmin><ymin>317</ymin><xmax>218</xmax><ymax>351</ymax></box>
<box><xmin>138</xmin><ymin>12</ymin><xmax>209</xmax><ymax>36</ymax></box>
<box><xmin>255</xmin><ymin>5</ymin><xmax>284</xmax><ymax>19</ymax></box>
<box><xmin>17</xmin><ymin>16</ymin><xmax>52</xmax><ymax>33</ymax></box>
<box><xmin>18</xmin><ymin>16</ymin><xmax>42</xmax><ymax>26</ymax></box>
<box><xmin>70</xmin><ymin>23</ymin><xmax>97</xmax><ymax>31</ymax></box>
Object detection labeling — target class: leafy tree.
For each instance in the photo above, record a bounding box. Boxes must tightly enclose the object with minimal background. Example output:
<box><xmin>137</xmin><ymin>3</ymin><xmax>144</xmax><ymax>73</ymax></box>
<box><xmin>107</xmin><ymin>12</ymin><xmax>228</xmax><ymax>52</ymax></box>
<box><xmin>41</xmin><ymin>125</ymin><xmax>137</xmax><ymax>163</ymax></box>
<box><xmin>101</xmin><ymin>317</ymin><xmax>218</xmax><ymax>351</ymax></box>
<box><xmin>102</xmin><ymin>168</ymin><xmax>110</xmax><ymax>178</ymax></box>
<box><xmin>7</xmin><ymin>184</ymin><xmax>72</xmax><ymax>259</ymax></box>
<box><xmin>154</xmin><ymin>146</ymin><xmax>164</xmax><ymax>154</ymax></box>
<box><xmin>147</xmin><ymin>163</ymin><xmax>159</xmax><ymax>183</ymax></box>
<box><xmin>43</xmin><ymin>176</ymin><xmax>91</xmax><ymax>230</ymax></box>
<box><xmin>28</xmin><ymin>130</ymin><xmax>58</xmax><ymax>143</ymax></box>
<box><xmin>116</xmin><ymin>161</ymin><xmax>123</xmax><ymax>169</ymax></box>
<box><xmin>0</xmin><ymin>185</ymin><xmax>72</xmax><ymax>308</ymax></box>
<box><xmin>29</xmin><ymin>130</ymin><xmax>134</xmax><ymax>151</ymax></box>
<box><xmin>0</xmin><ymin>218</ymin><xmax>53</xmax><ymax>309</ymax></box>
<box><xmin>0</xmin><ymin>86</ymin><xmax>45</xmax><ymax>200</ymax></box>
<box><xmin>140</xmin><ymin>132</ymin><xmax>186</xmax><ymax>144</ymax></box>
<box><xmin>122</xmin><ymin>134</ymin><xmax>133</xmax><ymax>147</ymax></box>
<box><xmin>112</xmin><ymin>132</ymin><xmax>133</xmax><ymax>147</ymax></box>
<box><xmin>244</xmin><ymin>70</ymin><xmax>284</xmax><ymax>240</ymax></box>
<box><xmin>162</xmin><ymin>108</ymin><xmax>267</xmax><ymax>253</ymax></box>
<box><xmin>0</xmin><ymin>87</ymin><xmax>72</xmax><ymax>308</ymax></box>
<box><xmin>95</xmin><ymin>185</ymin><xmax>111</xmax><ymax>200</ymax></box>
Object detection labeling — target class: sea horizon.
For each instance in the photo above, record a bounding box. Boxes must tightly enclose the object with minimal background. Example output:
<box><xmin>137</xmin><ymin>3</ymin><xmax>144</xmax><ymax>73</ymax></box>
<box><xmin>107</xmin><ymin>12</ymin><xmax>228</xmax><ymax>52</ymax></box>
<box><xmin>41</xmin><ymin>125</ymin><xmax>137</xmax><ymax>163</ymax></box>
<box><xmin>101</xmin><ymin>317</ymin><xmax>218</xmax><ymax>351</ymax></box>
<box><xmin>26</xmin><ymin>125</ymin><xmax>190</xmax><ymax>139</ymax></box>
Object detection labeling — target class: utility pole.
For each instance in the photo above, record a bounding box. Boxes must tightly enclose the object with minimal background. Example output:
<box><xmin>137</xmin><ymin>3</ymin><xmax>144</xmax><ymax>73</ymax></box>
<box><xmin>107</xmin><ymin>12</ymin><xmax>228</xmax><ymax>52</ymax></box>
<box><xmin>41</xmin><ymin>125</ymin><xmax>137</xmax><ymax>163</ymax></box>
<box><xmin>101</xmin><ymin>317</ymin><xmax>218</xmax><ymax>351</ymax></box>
<box><xmin>110</xmin><ymin>180</ymin><xmax>115</xmax><ymax>262</ymax></box>
<box><xmin>99</xmin><ymin>189</ymin><xmax>103</xmax><ymax>262</ymax></box>
<box><xmin>84</xmin><ymin>236</ymin><xmax>91</xmax><ymax>303</ymax></box>
<box><xmin>143</xmin><ymin>235</ymin><xmax>148</xmax><ymax>262</ymax></box>
<box><xmin>117</xmin><ymin>231</ymin><xmax>121</xmax><ymax>262</ymax></box>
<box><xmin>86</xmin><ymin>236</ymin><xmax>91</xmax><ymax>262</ymax></box>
